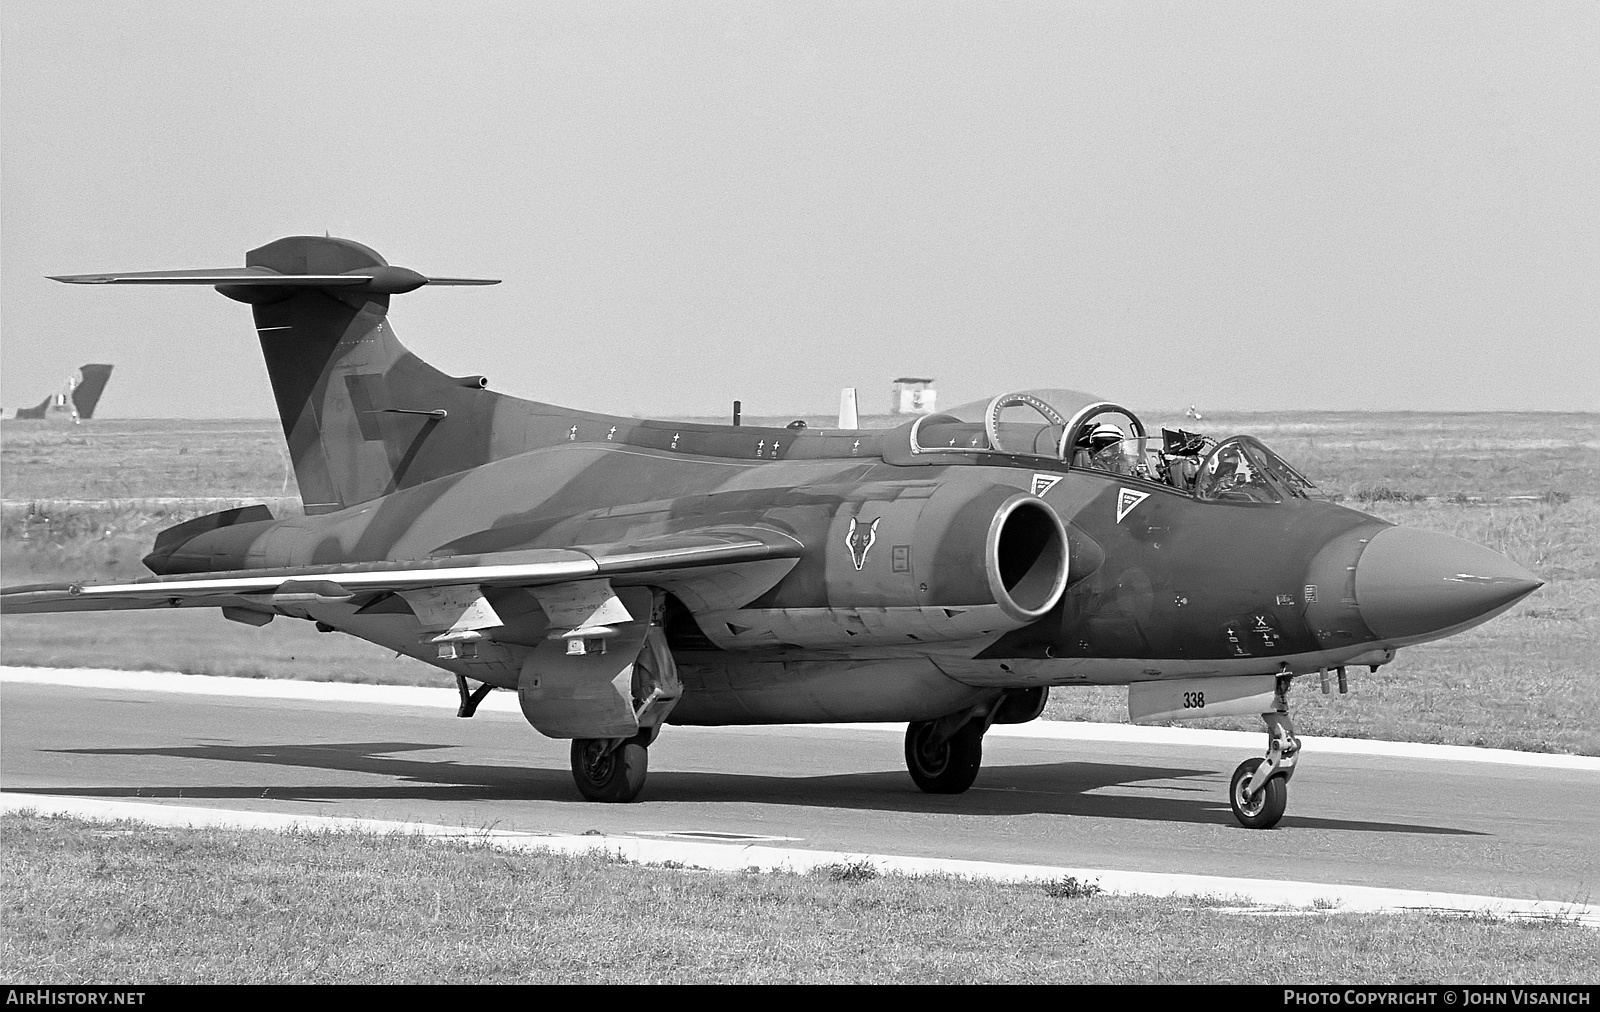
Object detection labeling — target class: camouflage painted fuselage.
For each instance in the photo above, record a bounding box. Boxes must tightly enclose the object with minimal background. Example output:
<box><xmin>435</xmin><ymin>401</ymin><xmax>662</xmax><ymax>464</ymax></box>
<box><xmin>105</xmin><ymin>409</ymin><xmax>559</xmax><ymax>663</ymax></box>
<box><xmin>143</xmin><ymin>404</ymin><xmax>1397</xmax><ymax>724</ymax></box>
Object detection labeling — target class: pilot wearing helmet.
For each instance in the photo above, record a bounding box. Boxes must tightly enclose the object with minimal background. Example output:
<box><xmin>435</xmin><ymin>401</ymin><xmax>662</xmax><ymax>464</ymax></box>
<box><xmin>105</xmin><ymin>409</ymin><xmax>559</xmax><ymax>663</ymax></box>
<box><xmin>1073</xmin><ymin>422</ymin><xmax>1127</xmax><ymax>471</ymax></box>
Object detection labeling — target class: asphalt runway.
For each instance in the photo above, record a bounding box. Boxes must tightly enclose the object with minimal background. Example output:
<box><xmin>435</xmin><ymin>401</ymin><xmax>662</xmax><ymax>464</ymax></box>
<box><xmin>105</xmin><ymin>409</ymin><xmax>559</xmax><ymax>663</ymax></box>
<box><xmin>3</xmin><ymin>675</ymin><xmax>1596</xmax><ymax>906</ymax></box>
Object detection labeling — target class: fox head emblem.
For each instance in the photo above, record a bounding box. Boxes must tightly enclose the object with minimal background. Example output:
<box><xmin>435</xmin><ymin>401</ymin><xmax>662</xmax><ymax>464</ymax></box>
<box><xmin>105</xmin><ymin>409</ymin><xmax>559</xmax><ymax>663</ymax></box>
<box><xmin>845</xmin><ymin>516</ymin><xmax>881</xmax><ymax>571</ymax></box>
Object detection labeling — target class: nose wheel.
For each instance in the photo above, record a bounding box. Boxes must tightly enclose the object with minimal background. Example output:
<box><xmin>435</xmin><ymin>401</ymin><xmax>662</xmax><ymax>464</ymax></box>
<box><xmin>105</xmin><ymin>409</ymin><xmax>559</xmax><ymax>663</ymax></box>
<box><xmin>1228</xmin><ymin>679</ymin><xmax>1300</xmax><ymax>830</ymax></box>
<box><xmin>1229</xmin><ymin>756</ymin><xmax>1288</xmax><ymax>829</ymax></box>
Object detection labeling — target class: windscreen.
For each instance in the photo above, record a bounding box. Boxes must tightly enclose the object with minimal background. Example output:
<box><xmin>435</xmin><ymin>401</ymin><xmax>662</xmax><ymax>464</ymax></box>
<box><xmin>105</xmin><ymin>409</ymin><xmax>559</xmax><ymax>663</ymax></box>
<box><xmin>1194</xmin><ymin>437</ymin><xmax>1322</xmax><ymax>502</ymax></box>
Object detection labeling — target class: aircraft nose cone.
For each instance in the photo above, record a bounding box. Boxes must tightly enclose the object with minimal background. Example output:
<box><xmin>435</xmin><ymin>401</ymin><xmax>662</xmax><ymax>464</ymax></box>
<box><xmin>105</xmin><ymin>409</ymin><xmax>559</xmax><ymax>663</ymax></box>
<box><xmin>1354</xmin><ymin>527</ymin><xmax>1543</xmax><ymax>643</ymax></box>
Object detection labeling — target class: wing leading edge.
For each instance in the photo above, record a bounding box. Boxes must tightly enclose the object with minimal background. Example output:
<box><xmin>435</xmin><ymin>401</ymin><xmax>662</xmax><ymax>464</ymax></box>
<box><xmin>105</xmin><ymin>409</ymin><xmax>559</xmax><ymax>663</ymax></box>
<box><xmin>0</xmin><ymin>527</ymin><xmax>803</xmax><ymax>615</ymax></box>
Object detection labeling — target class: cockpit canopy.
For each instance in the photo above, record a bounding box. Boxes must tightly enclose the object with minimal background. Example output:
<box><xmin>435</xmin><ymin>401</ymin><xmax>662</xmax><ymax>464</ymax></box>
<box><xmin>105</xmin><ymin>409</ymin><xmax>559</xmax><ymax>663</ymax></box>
<box><xmin>904</xmin><ymin>391</ymin><xmax>1322</xmax><ymax>502</ymax></box>
<box><xmin>1191</xmin><ymin>436</ymin><xmax>1322</xmax><ymax>503</ymax></box>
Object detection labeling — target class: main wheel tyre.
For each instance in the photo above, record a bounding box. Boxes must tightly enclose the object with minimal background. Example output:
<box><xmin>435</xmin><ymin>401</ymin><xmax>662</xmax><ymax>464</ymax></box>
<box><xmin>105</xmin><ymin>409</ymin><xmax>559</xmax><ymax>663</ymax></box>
<box><xmin>1229</xmin><ymin>757</ymin><xmax>1288</xmax><ymax>829</ymax></box>
<box><xmin>905</xmin><ymin>720</ymin><xmax>983</xmax><ymax>794</ymax></box>
<box><xmin>571</xmin><ymin>738</ymin><xmax>649</xmax><ymax>803</ymax></box>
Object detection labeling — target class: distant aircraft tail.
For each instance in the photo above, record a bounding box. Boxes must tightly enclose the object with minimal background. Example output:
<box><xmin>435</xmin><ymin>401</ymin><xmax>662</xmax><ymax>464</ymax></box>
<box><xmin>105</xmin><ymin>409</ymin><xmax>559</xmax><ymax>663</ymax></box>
<box><xmin>14</xmin><ymin>396</ymin><xmax>52</xmax><ymax>421</ymax></box>
<box><xmin>52</xmin><ymin>236</ymin><xmax>502</xmax><ymax>514</ymax></box>
<box><xmin>71</xmin><ymin>364</ymin><xmax>113</xmax><ymax>419</ymax></box>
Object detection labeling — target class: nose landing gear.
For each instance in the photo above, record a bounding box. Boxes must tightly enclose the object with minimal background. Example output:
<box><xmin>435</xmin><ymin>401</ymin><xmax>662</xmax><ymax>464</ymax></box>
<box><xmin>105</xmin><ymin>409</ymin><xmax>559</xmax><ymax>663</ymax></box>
<box><xmin>1228</xmin><ymin>678</ymin><xmax>1300</xmax><ymax>830</ymax></box>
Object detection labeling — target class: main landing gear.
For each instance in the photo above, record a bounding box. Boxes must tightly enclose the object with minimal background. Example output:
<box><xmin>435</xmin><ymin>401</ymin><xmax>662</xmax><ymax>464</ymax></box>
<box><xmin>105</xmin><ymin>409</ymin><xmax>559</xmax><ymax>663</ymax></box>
<box><xmin>906</xmin><ymin>719</ymin><xmax>985</xmax><ymax>794</ymax></box>
<box><xmin>564</xmin><ymin>623</ymin><xmax>680</xmax><ymax>803</ymax></box>
<box><xmin>904</xmin><ymin>688</ymin><xmax>1049</xmax><ymax>795</ymax></box>
<box><xmin>1228</xmin><ymin>677</ymin><xmax>1301</xmax><ymax>830</ymax></box>
<box><xmin>571</xmin><ymin>728</ymin><xmax>655</xmax><ymax>803</ymax></box>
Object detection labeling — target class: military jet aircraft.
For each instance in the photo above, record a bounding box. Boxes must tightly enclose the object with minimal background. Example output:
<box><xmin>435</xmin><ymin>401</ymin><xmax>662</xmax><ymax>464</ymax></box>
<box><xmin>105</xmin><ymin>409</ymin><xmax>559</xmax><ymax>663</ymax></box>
<box><xmin>1</xmin><ymin>236</ymin><xmax>1544</xmax><ymax>828</ymax></box>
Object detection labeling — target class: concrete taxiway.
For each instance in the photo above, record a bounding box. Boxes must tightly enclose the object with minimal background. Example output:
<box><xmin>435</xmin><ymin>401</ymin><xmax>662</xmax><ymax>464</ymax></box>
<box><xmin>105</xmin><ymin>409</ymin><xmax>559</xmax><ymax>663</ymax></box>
<box><xmin>2</xmin><ymin>667</ymin><xmax>1596</xmax><ymax>923</ymax></box>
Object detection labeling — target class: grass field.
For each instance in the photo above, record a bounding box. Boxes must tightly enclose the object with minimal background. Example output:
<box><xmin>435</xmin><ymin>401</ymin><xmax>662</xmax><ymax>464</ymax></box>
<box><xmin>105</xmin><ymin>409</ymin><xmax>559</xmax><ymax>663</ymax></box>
<box><xmin>3</xmin><ymin>412</ymin><xmax>1597</xmax><ymax>754</ymax></box>
<box><xmin>3</xmin><ymin>812</ymin><xmax>1595</xmax><ymax>985</ymax></box>
<box><xmin>0</xmin><ymin>419</ymin><xmax>298</xmax><ymax>502</ymax></box>
<box><xmin>3</xmin><ymin>414</ymin><xmax>1597</xmax><ymax>985</ymax></box>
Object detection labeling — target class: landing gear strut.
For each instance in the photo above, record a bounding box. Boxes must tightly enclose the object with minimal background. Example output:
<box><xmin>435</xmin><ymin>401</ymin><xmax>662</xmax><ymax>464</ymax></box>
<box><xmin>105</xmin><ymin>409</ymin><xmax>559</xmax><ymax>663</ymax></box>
<box><xmin>1228</xmin><ymin>677</ymin><xmax>1301</xmax><ymax>829</ymax></box>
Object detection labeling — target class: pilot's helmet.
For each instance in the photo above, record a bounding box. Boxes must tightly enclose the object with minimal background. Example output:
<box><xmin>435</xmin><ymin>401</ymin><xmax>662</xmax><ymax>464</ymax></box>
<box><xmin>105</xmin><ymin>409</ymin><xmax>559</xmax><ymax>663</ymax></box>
<box><xmin>1085</xmin><ymin>423</ymin><xmax>1123</xmax><ymax>452</ymax></box>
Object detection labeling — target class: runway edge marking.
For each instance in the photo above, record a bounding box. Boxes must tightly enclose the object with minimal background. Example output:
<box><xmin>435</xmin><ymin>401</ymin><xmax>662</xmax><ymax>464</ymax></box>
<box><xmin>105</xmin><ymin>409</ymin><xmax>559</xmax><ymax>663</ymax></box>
<box><xmin>5</xmin><ymin>665</ymin><xmax>1596</xmax><ymax>771</ymax></box>
<box><xmin>3</xmin><ymin>793</ymin><xmax>1594</xmax><ymax>928</ymax></box>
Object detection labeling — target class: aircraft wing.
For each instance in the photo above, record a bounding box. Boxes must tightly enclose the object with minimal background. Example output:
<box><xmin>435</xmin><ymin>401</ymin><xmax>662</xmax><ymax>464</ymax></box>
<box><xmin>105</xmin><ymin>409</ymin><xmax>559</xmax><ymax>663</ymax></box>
<box><xmin>0</xmin><ymin>526</ymin><xmax>803</xmax><ymax>615</ymax></box>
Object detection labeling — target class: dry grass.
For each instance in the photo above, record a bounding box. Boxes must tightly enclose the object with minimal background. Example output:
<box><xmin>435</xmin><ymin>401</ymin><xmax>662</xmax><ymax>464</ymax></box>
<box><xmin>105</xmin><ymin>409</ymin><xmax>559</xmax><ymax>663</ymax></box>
<box><xmin>0</xmin><ymin>419</ymin><xmax>297</xmax><ymax>501</ymax></box>
<box><xmin>1360</xmin><ymin>497</ymin><xmax>1600</xmax><ymax>581</ymax></box>
<box><xmin>0</xmin><ymin>497</ymin><xmax>303</xmax><ymax>586</ymax></box>
<box><xmin>3</xmin><ymin>812</ymin><xmax>1595</xmax><ymax>984</ymax></box>
<box><xmin>0</xmin><ymin>610</ymin><xmax>445</xmax><ymax>685</ymax></box>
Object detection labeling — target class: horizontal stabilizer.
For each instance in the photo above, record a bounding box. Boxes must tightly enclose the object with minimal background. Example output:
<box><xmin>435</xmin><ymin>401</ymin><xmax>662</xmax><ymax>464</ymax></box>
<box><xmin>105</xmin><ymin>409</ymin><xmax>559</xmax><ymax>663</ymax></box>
<box><xmin>51</xmin><ymin>268</ymin><xmax>369</xmax><ymax>285</ymax></box>
<box><xmin>51</xmin><ymin>266</ymin><xmax>499</xmax><ymax>292</ymax></box>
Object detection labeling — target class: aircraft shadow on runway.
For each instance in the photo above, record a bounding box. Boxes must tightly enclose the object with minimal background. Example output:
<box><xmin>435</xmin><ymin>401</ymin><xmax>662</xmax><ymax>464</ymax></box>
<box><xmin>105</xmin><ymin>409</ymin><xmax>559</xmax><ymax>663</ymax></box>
<box><xmin>28</xmin><ymin>740</ymin><xmax>1484</xmax><ymax>836</ymax></box>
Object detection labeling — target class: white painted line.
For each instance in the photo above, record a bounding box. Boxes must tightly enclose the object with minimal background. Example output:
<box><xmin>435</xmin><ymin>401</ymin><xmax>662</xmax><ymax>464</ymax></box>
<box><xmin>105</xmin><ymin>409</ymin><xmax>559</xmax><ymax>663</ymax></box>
<box><xmin>4</xmin><ymin>794</ymin><xmax>1593</xmax><ymax>928</ymax></box>
<box><xmin>6</xmin><ymin>665</ymin><xmax>1596</xmax><ymax>771</ymax></box>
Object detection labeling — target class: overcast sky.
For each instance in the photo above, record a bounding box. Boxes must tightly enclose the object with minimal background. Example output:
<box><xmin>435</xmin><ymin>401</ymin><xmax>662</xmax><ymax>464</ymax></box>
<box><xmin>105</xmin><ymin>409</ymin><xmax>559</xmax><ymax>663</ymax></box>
<box><xmin>3</xmin><ymin>1</ymin><xmax>1596</xmax><ymax>419</ymax></box>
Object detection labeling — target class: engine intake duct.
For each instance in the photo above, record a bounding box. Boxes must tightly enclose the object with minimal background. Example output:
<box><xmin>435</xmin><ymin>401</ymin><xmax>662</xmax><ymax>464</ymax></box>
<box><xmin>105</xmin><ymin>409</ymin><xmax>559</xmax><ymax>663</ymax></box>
<box><xmin>985</xmin><ymin>495</ymin><xmax>1069</xmax><ymax>623</ymax></box>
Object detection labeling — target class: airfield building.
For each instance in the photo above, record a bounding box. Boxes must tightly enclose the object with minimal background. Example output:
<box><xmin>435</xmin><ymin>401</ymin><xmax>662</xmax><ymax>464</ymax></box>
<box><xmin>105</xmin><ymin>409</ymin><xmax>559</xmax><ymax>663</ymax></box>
<box><xmin>890</xmin><ymin>377</ymin><xmax>937</xmax><ymax>415</ymax></box>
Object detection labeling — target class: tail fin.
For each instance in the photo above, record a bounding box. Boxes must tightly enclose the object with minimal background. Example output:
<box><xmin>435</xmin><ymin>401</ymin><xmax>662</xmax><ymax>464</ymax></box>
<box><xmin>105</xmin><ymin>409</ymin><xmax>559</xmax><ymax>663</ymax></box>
<box><xmin>53</xmin><ymin>236</ymin><xmax>501</xmax><ymax>514</ymax></box>
<box><xmin>71</xmin><ymin>364</ymin><xmax>113</xmax><ymax>419</ymax></box>
<box><xmin>14</xmin><ymin>396</ymin><xmax>52</xmax><ymax>420</ymax></box>
<box><xmin>837</xmin><ymin>387</ymin><xmax>859</xmax><ymax>429</ymax></box>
